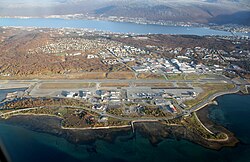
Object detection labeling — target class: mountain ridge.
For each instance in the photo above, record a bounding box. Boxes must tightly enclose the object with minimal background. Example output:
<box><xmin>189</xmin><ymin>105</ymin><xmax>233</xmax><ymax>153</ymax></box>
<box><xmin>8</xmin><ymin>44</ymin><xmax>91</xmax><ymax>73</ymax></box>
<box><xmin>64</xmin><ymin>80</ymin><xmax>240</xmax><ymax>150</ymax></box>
<box><xmin>0</xmin><ymin>0</ymin><xmax>249</xmax><ymax>25</ymax></box>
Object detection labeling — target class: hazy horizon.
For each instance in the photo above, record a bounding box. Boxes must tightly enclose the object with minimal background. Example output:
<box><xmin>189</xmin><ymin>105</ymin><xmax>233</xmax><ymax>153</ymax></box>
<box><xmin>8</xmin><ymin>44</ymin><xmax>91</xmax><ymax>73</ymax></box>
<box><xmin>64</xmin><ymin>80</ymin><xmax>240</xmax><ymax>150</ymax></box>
<box><xmin>0</xmin><ymin>0</ymin><xmax>249</xmax><ymax>26</ymax></box>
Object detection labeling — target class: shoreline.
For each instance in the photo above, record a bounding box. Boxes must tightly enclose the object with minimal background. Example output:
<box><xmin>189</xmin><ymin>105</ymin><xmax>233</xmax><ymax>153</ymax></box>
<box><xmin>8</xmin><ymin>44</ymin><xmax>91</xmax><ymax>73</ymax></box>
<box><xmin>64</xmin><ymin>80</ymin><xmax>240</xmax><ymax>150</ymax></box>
<box><xmin>0</xmin><ymin>91</ymin><xmax>248</xmax><ymax>150</ymax></box>
<box><xmin>0</xmin><ymin>112</ymin><xmax>239</xmax><ymax>150</ymax></box>
<box><xmin>196</xmin><ymin>102</ymin><xmax>240</xmax><ymax>149</ymax></box>
<box><xmin>0</xmin><ymin>17</ymin><xmax>247</xmax><ymax>37</ymax></box>
<box><xmin>191</xmin><ymin>84</ymin><xmax>241</xmax><ymax>112</ymax></box>
<box><xmin>0</xmin><ymin>16</ymin><xmax>249</xmax><ymax>35</ymax></box>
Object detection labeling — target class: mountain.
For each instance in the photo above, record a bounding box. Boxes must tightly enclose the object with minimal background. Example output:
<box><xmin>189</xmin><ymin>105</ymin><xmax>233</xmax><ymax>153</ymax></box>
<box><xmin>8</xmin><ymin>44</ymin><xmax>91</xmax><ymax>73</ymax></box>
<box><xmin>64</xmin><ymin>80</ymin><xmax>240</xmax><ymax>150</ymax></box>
<box><xmin>0</xmin><ymin>0</ymin><xmax>249</xmax><ymax>25</ymax></box>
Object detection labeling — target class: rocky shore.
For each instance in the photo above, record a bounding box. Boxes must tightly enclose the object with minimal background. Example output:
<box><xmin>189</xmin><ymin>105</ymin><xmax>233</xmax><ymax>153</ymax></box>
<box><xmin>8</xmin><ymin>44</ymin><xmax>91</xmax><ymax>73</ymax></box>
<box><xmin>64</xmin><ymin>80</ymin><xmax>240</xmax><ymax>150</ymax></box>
<box><xmin>0</xmin><ymin>112</ymin><xmax>239</xmax><ymax>150</ymax></box>
<box><xmin>196</xmin><ymin>106</ymin><xmax>239</xmax><ymax>149</ymax></box>
<box><xmin>0</xmin><ymin>115</ymin><xmax>131</xmax><ymax>145</ymax></box>
<box><xmin>134</xmin><ymin>120</ymin><xmax>238</xmax><ymax>150</ymax></box>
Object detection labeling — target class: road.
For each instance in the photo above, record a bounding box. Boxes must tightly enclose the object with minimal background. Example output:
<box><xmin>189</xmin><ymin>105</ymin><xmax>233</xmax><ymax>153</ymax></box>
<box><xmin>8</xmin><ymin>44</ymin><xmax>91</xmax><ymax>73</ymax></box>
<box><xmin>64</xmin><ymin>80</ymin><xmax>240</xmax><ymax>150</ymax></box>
<box><xmin>0</xmin><ymin>107</ymin><xmax>41</xmax><ymax>117</ymax></box>
<box><xmin>0</xmin><ymin>77</ymin><xmax>246</xmax><ymax>123</ymax></box>
<box><xmin>0</xmin><ymin>82</ymin><xmax>242</xmax><ymax>137</ymax></box>
<box><xmin>189</xmin><ymin>84</ymin><xmax>241</xmax><ymax>113</ymax></box>
<box><xmin>0</xmin><ymin>76</ymin><xmax>246</xmax><ymax>141</ymax></box>
<box><xmin>0</xmin><ymin>105</ymin><xmax>176</xmax><ymax>122</ymax></box>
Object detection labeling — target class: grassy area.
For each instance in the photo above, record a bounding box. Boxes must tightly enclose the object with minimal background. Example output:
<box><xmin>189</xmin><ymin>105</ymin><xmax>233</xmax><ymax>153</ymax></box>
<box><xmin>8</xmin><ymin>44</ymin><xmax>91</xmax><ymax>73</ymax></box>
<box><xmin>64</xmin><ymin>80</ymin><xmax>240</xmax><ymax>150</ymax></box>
<box><xmin>176</xmin><ymin>82</ymin><xmax>189</xmax><ymax>87</ymax></box>
<box><xmin>2</xmin><ymin>105</ymin><xmax>131</xmax><ymax>128</ymax></box>
<box><xmin>137</xmin><ymin>73</ymin><xmax>165</xmax><ymax>80</ymax></box>
<box><xmin>55</xmin><ymin>53</ymin><xmax>67</xmax><ymax>56</ymax></box>
<box><xmin>107</xmin><ymin>108</ymin><xmax>124</xmax><ymax>116</ymax></box>
<box><xmin>107</xmin><ymin>117</ymin><xmax>130</xmax><ymax>126</ymax></box>
<box><xmin>0</xmin><ymin>97</ymin><xmax>91</xmax><ymax>110</ymax></box>
<box><xmin>184</xmin><ymin>83</ymin><xmax>235</xmax><ymax>108</ymax></box>
<box><xmin>106</xmin><ymin>72</ymin><xmax>135</xmax><ymax>79</ymax></box>
<box><xmin>240</xmin><ymin>85</ymin><xmax>249</xmax><ymax>94</ymax></box>
<box><xmin>184</xmin><ymin>113</ymin><xmax>214</xmax><ymax>139</ymax></box>
<box><xmin>0</xmin><ymin>72</ymin><xmax>108</xmax><ymax>80</ymax></box>
<box><xmin>183</xmin><ymin>113</ymin><xmax>227</xmax><ymax>140</ymax></box>
<box><xmin>70</xmin><ymin>72</ymin><xmax>106</xmax><ymax>79</ymax></box>
<box><xmin>167</xmin><ymin>73</ymin><xmax>218</xmax><ymax>81</ymax></box>
<box><xmin>15</xmin><ymin>107</ymin><xmax>101</xmax><ymax>128</ymax></box>
<box><xmin>143</xmin><ymin>106</ymin><xmax>171</xmax><ymax>118</ymax></box>
<box><xmin>101</xmin><ymin>83</ymin><xmax>129</xmax><ymax>87</ymax></box>
<box><xmin>136</xmin><ymin>83</ymin><xmax>173</xmax><ymax>88</ymax></box>
<box><xmin>167</xmin><ymin>74</ymin><xmax>185</xmax><ymax>80</ymax></box>
<box><xmin>185</xmin><ymin>74</ymin><xmax>215</xmax><ymax>80</ymax></box>
<box><xmin>39</xmin><ymin>83</ymin><xmax>96</xmax><ymax>89</ymax></box>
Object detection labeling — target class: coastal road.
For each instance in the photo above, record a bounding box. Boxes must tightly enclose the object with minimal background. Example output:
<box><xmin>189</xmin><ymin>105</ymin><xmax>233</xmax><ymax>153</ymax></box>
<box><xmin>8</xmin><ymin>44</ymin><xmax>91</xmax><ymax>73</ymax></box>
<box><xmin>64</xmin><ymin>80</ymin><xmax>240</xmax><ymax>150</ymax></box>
<box><xmin>0</xmin><ymin>76</ymin><xmax>244</xmax><ymax>122</ymax></box>
<box><xmin>0</xmin><ymin>107</ymin><xmax>42</xmax><ymax>117</ymax></box>
<box><xmin>0</xmin><ymin>104</ymin><xmax>176</xmax><ymax>123</ymax></box>
<box><xmin>188</xmin><ymin>84</ymin><xmax>241</xmax><ymax>113</ymax></box>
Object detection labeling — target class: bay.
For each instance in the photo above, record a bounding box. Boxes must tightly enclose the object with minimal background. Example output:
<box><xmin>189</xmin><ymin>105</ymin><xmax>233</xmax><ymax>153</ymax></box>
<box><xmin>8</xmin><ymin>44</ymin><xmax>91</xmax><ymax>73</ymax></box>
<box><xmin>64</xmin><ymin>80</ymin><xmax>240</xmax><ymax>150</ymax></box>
<box><xmin>0</xmin><ymin>18</ymin><xmax>247</xmax><ymax>36</ymax></box>
<box><xmin>0</xmin><ymin>88</ymin><xmax>250</xmax><ymax>162</ymax></box>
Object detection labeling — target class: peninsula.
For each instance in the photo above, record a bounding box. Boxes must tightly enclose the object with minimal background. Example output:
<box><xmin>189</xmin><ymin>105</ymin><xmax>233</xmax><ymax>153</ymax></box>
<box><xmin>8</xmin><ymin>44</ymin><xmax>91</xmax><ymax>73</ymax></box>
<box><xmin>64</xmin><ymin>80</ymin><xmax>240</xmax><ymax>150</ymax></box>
<box><xmin>0</xmin><ymin>26</ymin><xmax>249</xmax><ymax>150</ymax></box>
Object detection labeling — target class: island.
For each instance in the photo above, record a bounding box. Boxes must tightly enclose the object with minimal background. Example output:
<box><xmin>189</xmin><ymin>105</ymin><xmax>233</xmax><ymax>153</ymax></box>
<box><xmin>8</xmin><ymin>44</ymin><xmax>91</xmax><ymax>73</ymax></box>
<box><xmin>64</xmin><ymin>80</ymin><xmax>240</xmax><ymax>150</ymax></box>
<box><xmin>0</xmin><ymin>27</ymin><xmax>249</xmax><ymax>150</ymax></box>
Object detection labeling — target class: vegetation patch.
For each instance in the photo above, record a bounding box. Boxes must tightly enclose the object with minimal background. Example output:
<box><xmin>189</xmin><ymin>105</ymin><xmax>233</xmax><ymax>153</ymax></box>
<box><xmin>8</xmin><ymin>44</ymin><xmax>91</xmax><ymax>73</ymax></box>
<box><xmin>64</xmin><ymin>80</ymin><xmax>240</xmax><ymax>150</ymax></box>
<box><xmin>39</xmin><ymin>83</ymin><xmax>96</xmax><ymax>89</ymax></box>
<box><xmin>184</xmin><ymin>83</ymin><xmax>235</xmax><ymax>108</ymax></box>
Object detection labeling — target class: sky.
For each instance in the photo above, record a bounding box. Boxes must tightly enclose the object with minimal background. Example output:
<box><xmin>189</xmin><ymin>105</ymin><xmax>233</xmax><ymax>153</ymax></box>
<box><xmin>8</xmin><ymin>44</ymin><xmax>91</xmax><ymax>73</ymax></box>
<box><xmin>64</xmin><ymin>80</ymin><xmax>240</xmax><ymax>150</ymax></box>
<box><xmin>0</xmin><ymin>0</ymin><xmax>69</xmax><ymax>8</ymax></box>
<box><xmin>0</xmin><ymin>0</ymin><xmax>248</xmax><ymax>9</ymax></box>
